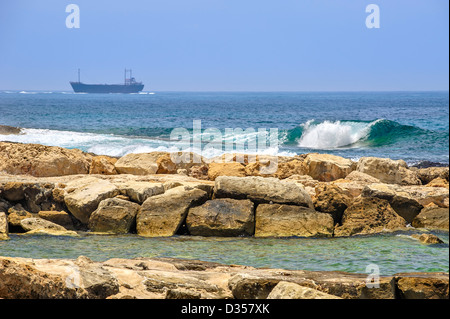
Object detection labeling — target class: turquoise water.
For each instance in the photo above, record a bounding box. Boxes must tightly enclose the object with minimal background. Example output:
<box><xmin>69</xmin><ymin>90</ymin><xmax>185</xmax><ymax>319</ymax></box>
<box><xmin>0</xmin><ymin>91</ymin><xmax>448</xmax><ymax>164</ymax></box>
<box><xmin>1</xmin><ymin>231</ymin><xmax>448</xmax><ymax>275</ymax></box>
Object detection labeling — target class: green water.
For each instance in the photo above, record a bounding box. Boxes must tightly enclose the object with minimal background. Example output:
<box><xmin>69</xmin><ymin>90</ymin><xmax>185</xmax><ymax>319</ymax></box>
<box><xmin>0</xmin><ymin>230</ymin><xmax>448</xmax><ymax>275</ymax></box>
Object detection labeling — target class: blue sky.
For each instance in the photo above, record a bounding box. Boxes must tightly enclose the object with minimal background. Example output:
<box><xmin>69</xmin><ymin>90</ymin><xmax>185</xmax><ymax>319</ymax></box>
<box><xmin>0</xmin><ymin>0</ymin><xmax>448</xmax><ymax>91</ymax></box>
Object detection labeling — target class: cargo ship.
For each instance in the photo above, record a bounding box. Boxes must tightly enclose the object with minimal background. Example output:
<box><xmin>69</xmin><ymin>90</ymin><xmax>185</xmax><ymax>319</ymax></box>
<box><xmin>70</xmin><ymin>69</ymin><xmax>144</xmax><ymax>93</ymax></box>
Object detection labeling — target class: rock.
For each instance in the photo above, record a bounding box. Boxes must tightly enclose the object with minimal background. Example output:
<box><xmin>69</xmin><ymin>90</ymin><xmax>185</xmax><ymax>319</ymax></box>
<box><xmin>426</xmin><ymin>177</ymin><xmax>449</xmax><ymax>188</ymax></box>
<box><xmin>394</xmin><ymin>273</ymin><xmax>449</xmax><ymax>299</ymax></box>
<box><xmin>0</xmin><ymin>199</ymin><xmax>11</xmax><ymax>213</ymax></box>
<box><xmin>38</xmin><ymin>211</ymin><xmax>75</xmax><ymax>230</ymax></box>
<box><xmin>88</xmin><ymin>198</ymin><xmax>140</xmax><ymax>234</ymax></box>
<box><xmin>0</xmin><ymin>142</ymin><xmax>91</xmax><ymax>177</ymax></box>
<box><xmin>361</xmin><ymin>183</ymin><xmax>424</xmax><ymax>224</ymax></box>
<box><xmin>7</xmin><ymin>205</ymin><xmax>34</xmax><ymax>231</ymax></box>
<box><xmin>89</xmin><ymin>156</ymin><xmax>118</xmax><ymax>175</ymax></box>
<box><xmin>165</xmin><ymin>289</ymin><xmax>202</xmax><ymax>299</ymax></box>
<box><xmin>1</xmin><ymin>182</ymin><xmax>25</xmax><ymax>201</ymax></box>
<box><xmin>155</xmin><ymin>153</ymin><xmax>178</xmax><ymax>174</ymax></box>
<box><xmin>267</xmin><ymin>281</ymin><xmax>341</xmax><ymax>299</ymax></box>
<box><xmin>186</xmin><ymin>199</ymin><xmax>254</xmax><ymax>236</ymax></box>
<box><xmin>117</xmin><ymin>182</ymin><xmax>165</xmax><ymax>204</ymax></box>
<box><xmin>255</xmin><ymin>204</ymin><xmax>334</xmax><ymax>238</ymax></box>
<box><xmin>356</xmin><ymin>157</ymin><xmax>421</xmax><ymax>185</ymax></box>
<box><xmin>20</xmin><ymin>217</ymin><xmax>67</xmax><ymax>232</ymax></box>
<box><xmin>334</xmin><ymin>197</ymin><xmax>407</xmax><ymax>237</ymax></box>
<box><xmin>177</xmin><ymin>169</ymin><xmax>188</xmax><ymax>175</ymax></box>
<box><xmin>189</xmin><ymin>165</ymin><xmax>209</xmax><ymax>180</ymax></box>
<box><xmin>114</xmin><ymin>152</ymin><xmax>167</xmax><ymax>175</ymax></box>
<box><xmin>411</xmin><ymin>233</ymin><xmax>444</xmax><ymax>244</ymax></box>
<box><xmin>207</xmin><ymin>162</ymin><xmax>246</xmax><ymax>181</ymax></box>
<box><xmin>412</xmin><ymin>207</ymin><xmax>449</xmax><ymax>231</ymax></box>
<box><xmin>23</xmin><ymin>229</ymin><xmax>79</xmax><ymax>237</ymax></box>
<box><xmin>214</xmin><ymin>176</ymin><xmax>314</xmax><ymax>208</ymax></box>
<box><xmin>0</xmin><ymin>125</ymin><xmax>22</xmax><ymax>135</ymax></box>
<box><xmin>313</xmin><ymin>184</ymin><xmax>352</xmax><ymax>225</ymax></box>
<box><xmin>285</xmin><ymin>175</ymin><xmax>319</xmax><ymax>187</ymax></box>
<box><xmin>345</xmin><ymin>171</ymin><xmax>381</xmax><ymax>183</ymax></box>
<box><xmin>0</xmin><ymin>212</ymin><xmax>9</xmax><ymax>240</ymax></box>
<box><xmin>303</xmin><ymin>153</ymin><xmax>355</xmax><ymax>182</ymax></box>
<box><xmin>64</xmin><ymin>177</ymin><xmax>120</xmax><ymax>224</ymax></box>
<box><xmin>416</xmin><ymin>167</ymin><xmax>449</xmax><ymax>184</ymax></box>
<box><xmin>136</xmin><ymin>186</ymin><xmax>208</xmax><ymax>237</ymax></box>
<box><xmin>228</xmin><ymin>275</ymin><xmax>281</xmax><ymax>299</ymax></box>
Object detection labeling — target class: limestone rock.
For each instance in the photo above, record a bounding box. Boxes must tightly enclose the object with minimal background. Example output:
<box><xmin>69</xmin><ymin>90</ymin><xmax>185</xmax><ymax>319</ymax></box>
<box><xmin>0</xmin><ymin>142</ymin><xmax>91</xmax><ymax>177</ymax></box>
<box><xmin>285</xmin><ymin>175</ymin><xmax>319</xmax><ymax>188</ymax></box>
<box><xmin>411</xmin><ymin>233</ymin><xmax>444</xmax><ymax>244</ymax></box>
<box><xmin>186</xmin><ymin>199</ymin><xmax>254</xmax><ymax>236</ymax></box>
<box><xmin>214</xmin><ymin>176</ymin><xmax>314</xmax><ymax>208</ymax></box>
<box><xmin>64</xmin><ymin>177</ymin><xmax>120</xmax><ymax>224</ymax></box>
<box><xmin>114</xmin><ymin>152</ymin><xmax>167</xmax><ymax>175</ymax></box>
<box><xmin>38</xmin><ymin>211</ymin><xmax>75</xmax><ymax>230</ymax></box>
<box><xmin>313</xmin><ymin>184</ymin><xmax>351</xmax><ymax>225</ymax></box>
<box><xmin>0</xmin><ymin>125</ymin><xmax>22</xmax><ymax>135</ymax></box>
<box><xmin>334</xmin><ymin>197</ymin><xmax>407</xmax><ymax>237</ymax></box>
<box><xmin>136</xmin><ymin>186</ymin><xmax>208</xmax><ymax>237</ymax></box>
<box><xmin>356</xmin><ymin>157</ymin><xmax>421</xmax><ymax>185</ymax></box>
<box><xmin>426</xmin><ymin>178</ymin><xmax>449</xmax><ymax>188</ymax></box>
<box><xmin>23</xmin><ymin>229</ymin><xmax>79</xmax><ymax>237</ymax></box>
<box><xmin>416</xmin><ymin>167</ymin><xmax>449</xmax><ymax>185</ymax></box>
<box><xmin>394</xmin><ymin>273</ymin><xmax>449</xmax><ymax>299</ymax></box>
<box><xmin>345</xmin><ymin>171</ymin><xmax>381</xmax><ymax>183</ymax></box>
<box><xmin>89</xmin><ymin>156</ymin><xmax>118</xmax><ymax>175</ymax></box>
<box><xmin>189</xmin><ymin>165</ymin><xmax>209</xmax><ymax>180</ymax></box>
<box><xmin>89</xmin><ymin>198</ymin><xmax>140</xmax><ymax>234</ymax></box>
<box><xmin>303</xmin><ymin>153</ymin><xmax>355</xmax><ymax>182</ymax></box>
<box><xmin>116</xmin><ymin>182</ymin><xmax>165</xmax><ymax>204</ymax></box>
<box><xmin>207</xmin><ymin>162</ymin><xmax>246</xmax><ymax>181</ymax></box>
<box><xmin>7</xmin><ymin>205</ymin><xmax>34</xmax><ymax>230</ymax></box>
<box><xmin>255</xmin><ymin>204</ymin><xmax>334</xmax><ymax>238</ymax></box>
<box><xmin>361</xmin><ymin>183</ymin><xmax>424</xmax><ymax>224</ymax></box>
<box><xmin>267</xmin><ymin>281</ymin><xmax>341</xmax><ymax>299</ymax></box>
<box><xmin>20</xmin><ymin>217</ymin><xmax>67</xmax><ymax>232</ymax></box>
<box><xmin>412</xmin><ymin>207</ymin><xmax>449</xmax><ymax>231</ymax></box>
<box><xmin>0</xmin><ymin>212</ymin><xmax>9</xmax><ymax>240</ymax></box>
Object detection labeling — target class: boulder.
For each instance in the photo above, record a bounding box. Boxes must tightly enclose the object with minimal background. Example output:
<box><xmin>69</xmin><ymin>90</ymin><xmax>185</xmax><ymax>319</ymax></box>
<box><xmin>426</xmin><ymin>178</ymin><xmax>449</xmax><ymax>188</ymax></box>
<box><xmin>412</xmin><ymin>207</ymin><xmax>449</xmax><ymax>231</ymax></box>
<box><xmin>0</xmin><ymin>182</ymin><xmax>57</xmax><ymax>213</ymax></box>
<box><xmin>7</xmin><ymin>205</ymin><xmax>34</xmax><ymax>231</ymax></box>
<box><xmin>416</xmin><ymin>167</ymin><xmax>449</xmax><ymax>185</ymax></box>
<box><xmin>267</xmin><ymin>281</ymin><xmax>341</xmax><ymax>299</ymax></box>
<box><xmin>114</xmin><ymin>152</ymin><xmax>167</xmax><ymax>175</ymax></box>
<box><xmin>356</xmin><ymin>157</ymin><xmax>421</xmax><ymax>185</ymax></box>
<box><xmin>313</xmin><ymin>184</ymin><xmax>352</xmax><ymax>225</ymax></box>
<box><xmin>38</xmin><ymin>211</ymin><xmax>75</xmax><ymax>230</ymax></box>
<box><xmin>284</xmin><ymin>175</ymin><xmax>319</xmax><ymax>188</ymax></box>
<box><xmin>89</xmin><ymin>156</ymin><xmax>118</xmax><ymax>175</ymax></box>
<box><xmin>361</xmin><ymin>184</ymin><xmax>424</xmax><ymax>224</ymax></box>
<box><xmin>214</xmin><ymin>176</ymin><xmax>314</xmax><ymax>208</ymax></box>
<box><xmin>136</xmin><ymin>186</ymin><xmax>208</xmax><ymax>237</ymax></box>
<box><xmin>411</xmin><ymin>233</ymin><xmax>444</xmax><ymax>245</ymax></box>
<box><xmin>186</xmin><ymin>199</ymin><xmax>254</xmax><ymax>236</ymax></box>
<box><xmin>88</xmin><ymin>198</ymin><xmax>140</xmax><ymax>234</ymax></box>
<box><xmin>255</xmin><ymin>204</ymin><xmax>334</xmax><ymax>238</ymax></box>
<box><xmin>207</xmin><ymin>162</ymin><xmax>246</xmax><ymax>181</ymax></box>
<box><xmin>189</xmin><ymin>165</ymin><xmax>209</xmax><ymax>180</ymax></box>
<box><xmin>23</xmin><ymin>229</ymin><xmax>79</xmax><ymax>237</ymax></box>
<box><xmin>0</xmin><ymin>125</ymin><xmax>22</xmax><ymax>135</ymax></box>
<box><xmin>0</xmin><ymin>199</ymin><xmax>11</xmax><ymax>213</ymax></box>
<box><xmin>0</xmin><ymin>212</ymin><xmax>8</xmax><ymax>240</ymax></box>
<box><xmin>334</xmin><ymin>197</ymin><xmax>407</xmax><ymax>237</ymax></box>
<box><xmin>20</xmin><ymin>217</ymin><xmax>67</xmax><ymax>232</ymax></box>
<box><xmin>394</xmin><ymin>273</ymin><xmax>449</xmax><ymax>299</ymax></box>
<box><xmin>303</xmin><ymin>153</ymin><xmax>355</xmax><ymax>182</ymax></box>
<box><xmin>344</xmin><ymin>171</ymin><xmax>381</xmax><ymax>184</ymax></box>
<box><xmin>116</xmin><ymin>182</ymin><xmax>165</xmax><ymax>204</ymax></box>
<box><xmin>64</xmin><ymin>177</ymin><xmax>120</xmax><ymax>224</ymax></box>
<box><xmin>0</xmin><ymin>142</ymin><xmax>91</xmax><ymax>177</ymax></box>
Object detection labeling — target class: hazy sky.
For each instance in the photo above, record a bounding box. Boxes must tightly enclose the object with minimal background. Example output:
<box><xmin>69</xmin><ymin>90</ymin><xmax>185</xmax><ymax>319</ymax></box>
<box><xmin>0</xmin><ymin>0</ymin><xmax>448</xmax><ymax>91</ymax></box>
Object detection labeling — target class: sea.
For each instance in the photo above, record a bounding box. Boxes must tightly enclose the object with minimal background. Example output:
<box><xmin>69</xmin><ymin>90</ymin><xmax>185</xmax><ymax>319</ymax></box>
<box><xmin>0</xmin><ymin>90</ymin><xmax>448</xmax><ymax>165</ymax></box>
<box><xmin>0</xmin><ymin>90</ymin><xmax>449</xmax><ymax>274</ymax></box>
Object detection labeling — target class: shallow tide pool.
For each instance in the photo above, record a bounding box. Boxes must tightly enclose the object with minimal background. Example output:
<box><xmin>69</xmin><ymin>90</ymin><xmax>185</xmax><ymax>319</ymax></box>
<box><xmin>1</xmin><ymin>230</ymin><xmax>448</xmax><ymax>275</ymax></box>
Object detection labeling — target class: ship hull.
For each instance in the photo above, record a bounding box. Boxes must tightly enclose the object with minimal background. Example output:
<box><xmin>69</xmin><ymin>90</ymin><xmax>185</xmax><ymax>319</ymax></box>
<box><xmin>70</xmin><ymin>82</ymin><xmax>144</xmax><ymax>93</ymax></box>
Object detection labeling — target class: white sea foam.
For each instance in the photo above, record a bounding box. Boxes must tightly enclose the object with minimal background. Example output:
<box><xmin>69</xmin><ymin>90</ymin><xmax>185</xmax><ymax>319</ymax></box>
<box><xmin>297</xmin><ymin>120</ymin><xmax>380</xmax><ymax>149</ymax></box>
<box><xmin>1</xmin><ymin>127</ymin><xmax>292</xmax><ymax>159</ymax></box>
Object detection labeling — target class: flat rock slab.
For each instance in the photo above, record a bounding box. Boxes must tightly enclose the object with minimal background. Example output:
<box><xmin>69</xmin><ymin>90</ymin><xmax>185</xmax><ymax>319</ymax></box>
<box><xmin>186</xmin><ymin>198</ymin><xmax>255</xmax><ymax>236</ymax></box>
<box><xmin>89</xmin><ymin>198</ymin><xmax>140</xmax><ymax>234</ymax></box>
<box><xmin>214</xmin><ymin>176</ymin><xmax>314</xmax><ymax>208</ymax></box>
<box><xmin>255</xmin><ymin>204</ymin><xmax>334</xmax><ymax>238</ymax></box>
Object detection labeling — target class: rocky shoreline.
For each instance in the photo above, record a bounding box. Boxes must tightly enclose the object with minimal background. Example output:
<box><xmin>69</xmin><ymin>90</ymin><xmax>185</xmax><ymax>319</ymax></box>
<box><xmin>0</xmin><ymin>140</ymin><xmax>449</xmax><ymax>299</ymax></box>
